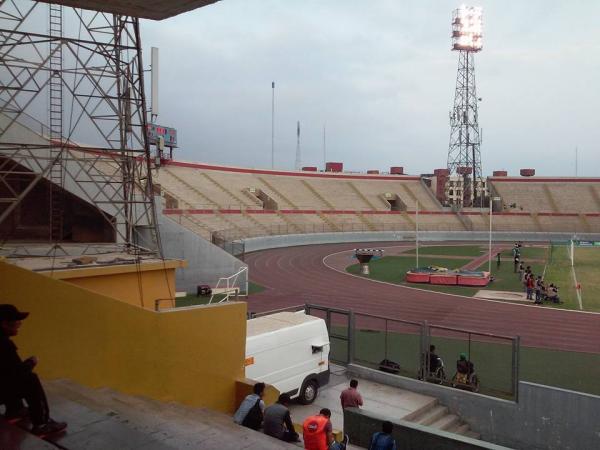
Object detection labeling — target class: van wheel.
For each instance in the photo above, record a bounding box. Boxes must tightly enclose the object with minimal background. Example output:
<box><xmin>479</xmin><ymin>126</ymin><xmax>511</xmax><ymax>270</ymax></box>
<box><xmin>299</xmin><ymin>380</ymin><xmax>318</xmax><ymax>404</ymax></box>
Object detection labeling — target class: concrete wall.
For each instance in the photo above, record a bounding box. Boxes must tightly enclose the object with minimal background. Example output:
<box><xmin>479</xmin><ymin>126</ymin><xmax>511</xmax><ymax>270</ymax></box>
<box><xmin>157</xmin><ymin>202</ymin><xmax>248</xmax><ymax>294</ymax></box>
<box><xmin>41</xmin><ymin>260</ymin><xmax>184</xmax><ymax>310</ymax></box>
<box><xmin>243</xmin><ymin>231</ymin><xmax>600</xmax><ymax>253</ymax></box>
<box><xmin>1</xmin><ymin>261</ymin><xmax>248</xmax><ymax>413</ymax></box>
<box><xmin>343</xmin><ymin>407</ymin><xmax>510</xmax><ymax>450</ymax></box>
<box><xmin>348</xmin><ymin>364</ymin><xmax>600</xmax><ymax>450</ymax></box>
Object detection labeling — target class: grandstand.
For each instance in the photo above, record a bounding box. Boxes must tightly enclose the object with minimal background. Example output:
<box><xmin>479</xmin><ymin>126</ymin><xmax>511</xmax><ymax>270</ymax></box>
<box><xmin>156</xmin><ymin>161</ymin><xmax>600</xmax><ymax>241</ymax></box>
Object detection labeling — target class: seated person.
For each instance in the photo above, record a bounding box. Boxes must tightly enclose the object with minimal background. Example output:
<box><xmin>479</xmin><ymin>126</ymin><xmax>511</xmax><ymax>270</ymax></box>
<box><xmin>0</xmin><ymin>304</ymin><xmax>67</xmax><ymax>436</ymax></box>
<box><xmin>455</xmin><ymin>353</ymin><xmax>474</xmax><ymax>384</ymax></box>
<box><xmin>547</xmin><ymin>284</ymin><xmax>561</xmax><ymax>304</ymax></box>
<box><xmin>428</xmin><ymin>345</ymin><xmax>440</xmax><ymax>374</ymax></box>
<box><xmin>263</xmin><ymin>393</ymin><xmax>299</xmax><ymax>442</ymax></box>
<box><xmin>233</xmin><ymin>382</ymin><xmax>265</xmax><ymax>430</ymax></box>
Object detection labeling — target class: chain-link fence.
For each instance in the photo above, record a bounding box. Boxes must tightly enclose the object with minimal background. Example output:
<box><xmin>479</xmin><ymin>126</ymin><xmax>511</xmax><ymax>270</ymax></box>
<box><xmin>246</xmin><ymin>304</ymin><xmax>521</xmax><ymax>400</ymax></box>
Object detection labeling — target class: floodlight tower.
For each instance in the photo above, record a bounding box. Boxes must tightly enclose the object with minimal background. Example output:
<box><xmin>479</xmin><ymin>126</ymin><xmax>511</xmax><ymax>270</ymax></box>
<box><xmin>447</xmin><ymin>5</ymin><xmax>483</xmax><ymax>207</ymax></box>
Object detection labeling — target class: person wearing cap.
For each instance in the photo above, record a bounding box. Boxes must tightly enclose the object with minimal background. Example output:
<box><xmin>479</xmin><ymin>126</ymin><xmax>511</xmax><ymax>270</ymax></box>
<box><xmin>0</xmin><ymin>304</ymin><xmax>67</xmax><ymax>436</ymax></box>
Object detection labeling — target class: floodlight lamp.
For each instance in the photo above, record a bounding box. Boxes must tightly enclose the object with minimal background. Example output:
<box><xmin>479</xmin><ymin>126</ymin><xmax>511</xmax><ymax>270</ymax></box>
<box><xmin>452</xmin><ymin>5</ymin><xmax>483</xmax><ymax>52</ymax></box>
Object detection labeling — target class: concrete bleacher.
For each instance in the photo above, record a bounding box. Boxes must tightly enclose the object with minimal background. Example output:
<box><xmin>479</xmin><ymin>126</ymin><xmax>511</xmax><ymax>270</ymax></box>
<box><xmin>490</xmin><ymin>178</ymin><xmax>600</xmax><ymax>213</ymax></box>
<box><xmin>24</xmin><ymin>379</ymin><xmax>296</xmax><ymax>450</ymax></box>
<box><xmin>156</xmin><ymin>163</ymin><xmax>600</xmax><ymax>240</ymax></box>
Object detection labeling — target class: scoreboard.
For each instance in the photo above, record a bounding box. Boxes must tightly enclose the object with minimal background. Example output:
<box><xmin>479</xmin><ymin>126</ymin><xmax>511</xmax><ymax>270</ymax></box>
<box><xmin>146</xmin><ymin>123</ymin><xmax>177</xmax><ymax>147</ymax></box>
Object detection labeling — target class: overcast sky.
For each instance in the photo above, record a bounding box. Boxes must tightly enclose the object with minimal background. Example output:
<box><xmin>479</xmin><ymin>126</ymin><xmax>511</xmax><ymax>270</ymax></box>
<box><xmin>140</xmin><ymin>0</ymin><xmax>600</xmax><ymax>176</ymax></box>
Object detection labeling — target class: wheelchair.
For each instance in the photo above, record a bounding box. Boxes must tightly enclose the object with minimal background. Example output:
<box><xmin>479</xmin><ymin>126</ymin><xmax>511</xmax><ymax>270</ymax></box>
<box><xmin>451</xmin><ymin>370</ymin><xmax>480</xmax><ymax>392</ymax></box>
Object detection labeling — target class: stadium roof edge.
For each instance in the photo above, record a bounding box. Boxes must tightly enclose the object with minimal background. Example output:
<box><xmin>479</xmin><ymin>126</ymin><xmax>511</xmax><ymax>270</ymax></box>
<box><xmin>163</xmin><ymin>160</ymin><xmax>421</xmax><ymax>181</ymax></box>
<box><xmin>35</xmin><ymin>0</ymin><xmax>220</xmax><ymax>21</ymax></box>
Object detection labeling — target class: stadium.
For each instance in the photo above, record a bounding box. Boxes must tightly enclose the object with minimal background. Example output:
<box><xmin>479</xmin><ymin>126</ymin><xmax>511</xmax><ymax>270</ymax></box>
<box><xmin>1</xmin><ymin>1</ymin><xmax>599</xmax><ymax>449</ymax></box>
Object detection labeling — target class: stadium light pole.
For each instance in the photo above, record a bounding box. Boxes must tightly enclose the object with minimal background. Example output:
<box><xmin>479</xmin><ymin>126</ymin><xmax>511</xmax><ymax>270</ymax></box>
<box><xmin>489</xmin><ymin>197</ymin><xmax>500</xmax><ymax>273</ymax></box>
<box><xmin>488</xmin><ymin>199</ymin><xmax>492</xmax><ymax>273</ymax></box>
<box><xmin>271</xmin><ymin>81</ymin><xmax>275</xmax><ymax>169</ymax></box>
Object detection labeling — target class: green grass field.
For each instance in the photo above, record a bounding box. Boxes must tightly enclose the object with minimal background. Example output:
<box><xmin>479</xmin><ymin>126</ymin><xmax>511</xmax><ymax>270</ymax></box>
<box><xmin>346</xmin><ymin>244</ymin><xmax>600</xmax><ymax>312</ymax></box>
<box><xmin>330</xmin><ymin>328</ymin><xmax>600</xmax><ymax>398</ymax></box>
<box><xmin>347</xmin><ymin>255</ymin><xmax>480</xmax><ymax>296</ymax></box>
<box><xmin>175</xmin><ymin>282</ymin><xmax>265</xmax><ymax>307</ymax></box>
<box><xmin>544</xmin><ymin>245</ymin><xmax>600</xmax><ymax>311</ymax></box>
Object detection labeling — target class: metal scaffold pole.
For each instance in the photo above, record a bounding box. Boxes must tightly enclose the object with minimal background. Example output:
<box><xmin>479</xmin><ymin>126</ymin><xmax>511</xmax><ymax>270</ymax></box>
<box><xmin>0</xmin><ymin>1</ymin><xmax>161</xmax><ymax>256</ymax></box>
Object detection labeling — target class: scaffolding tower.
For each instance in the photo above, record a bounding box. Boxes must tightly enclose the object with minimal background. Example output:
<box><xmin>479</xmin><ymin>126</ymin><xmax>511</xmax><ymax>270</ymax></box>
<box><xmin>0</xmin><ymin>1</ymin><xmax>161</xmax><ymax>255</ymax></box>
<box><xmin>447</xmin><ymin>6</ymin><xmax>483</xmax><ymax>207</ymax></box>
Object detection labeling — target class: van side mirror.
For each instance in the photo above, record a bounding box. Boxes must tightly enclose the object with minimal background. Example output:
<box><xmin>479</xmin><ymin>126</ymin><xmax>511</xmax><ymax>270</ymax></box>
<box><xmin>312</xmin><ymin>345</ymin><xmax>324</xmax><ymax>354</ymax></box>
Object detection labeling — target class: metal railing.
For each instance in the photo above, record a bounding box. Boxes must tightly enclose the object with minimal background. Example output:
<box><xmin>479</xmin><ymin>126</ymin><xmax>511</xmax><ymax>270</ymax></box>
<box><xmin>248</xmin><ymin>304</ymin><xmax>521</xmax><ymax>401</ymax></box>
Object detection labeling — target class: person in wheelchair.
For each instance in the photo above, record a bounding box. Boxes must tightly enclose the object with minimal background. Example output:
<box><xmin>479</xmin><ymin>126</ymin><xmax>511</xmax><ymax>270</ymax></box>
<box><xmin>428</xmin><ymin>345</ymin><xmax>441</xmax><ymax>374</ymax></box>
<box><xmin>455</xmin><ymin>353</ymin><xmax>474</xmax><ymax>384</ymax></box>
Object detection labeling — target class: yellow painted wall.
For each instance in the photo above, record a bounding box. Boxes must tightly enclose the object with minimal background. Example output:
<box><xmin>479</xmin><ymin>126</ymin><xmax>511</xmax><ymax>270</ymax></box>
<box><xmin>1</xmin><ymin>261</ymin><xmax>246</xmax><ymax>413</ymax></box>
<box><xmin>41</xmin><ymin>261</ymin><xmax>184</xmax><ymax>310</ymax></box>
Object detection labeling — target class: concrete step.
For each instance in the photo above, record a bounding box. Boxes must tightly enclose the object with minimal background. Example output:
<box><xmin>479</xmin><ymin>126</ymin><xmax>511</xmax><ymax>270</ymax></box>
<box><xmin>0</xmin><ymin>419</ymin><xmax>57</xmax><ymax>450</ymax></box>
<box><xmin>44</xmin><ymin>379</ymin><xmax>298</xmax><ymax>449</ymax></box>
<box><xmin>465</xmin><ymin>430</ymin><xmax>482</xmax><ymax>440</ymax></box>
<box><xmin>452</xmin><ymin>423</ymin><xmax>471</xmax><ymax>436</ymax></box>
<box><xmin>398</xmin><ymin>398</ymin><xmax>439</xmax><ymax>422</ymax></box>
<box><xmin>414</xmin><ymin>405</ymin><xmax>448</xmax><ymax>426</ymax></box>
<box><xmin>429</xmin><ymin>413</ymin><xmax>460</xmax><ymax>431</ymax></box>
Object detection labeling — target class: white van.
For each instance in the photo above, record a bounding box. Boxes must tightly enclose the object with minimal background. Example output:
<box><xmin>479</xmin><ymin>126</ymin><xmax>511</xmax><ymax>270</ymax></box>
<box><xmin>245</xmin><ymin>311</ymin><xmax>330</xmax><ymax>404</ymax></box>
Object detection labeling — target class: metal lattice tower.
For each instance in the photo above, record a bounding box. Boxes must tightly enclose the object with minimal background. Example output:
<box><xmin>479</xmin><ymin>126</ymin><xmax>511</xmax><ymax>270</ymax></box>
<box><xmin>0</xmin><ymin>1</ymin><xmax>161</xmax><ymax>255</ymax></box>
<box><xmin>447</xmin><ymin>6</ymin><xmax>483</xmax><ymax>207</ymax></box>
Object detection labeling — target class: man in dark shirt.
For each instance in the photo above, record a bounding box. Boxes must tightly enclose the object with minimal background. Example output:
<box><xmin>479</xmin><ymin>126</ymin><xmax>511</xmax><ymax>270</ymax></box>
<box><xmin>0</xmin><ymin>304</ymin><xmax>67</xmax><ymax>436</ymax></box>
<box><xmin>263</xmin><ymin>393</ymin><xmax>299</xmax><ymax>442</ymax></box>
<box><xmin>428</xmin><ymin>345</ymin><xmax>440</xmax><ymax>374</ymax></box>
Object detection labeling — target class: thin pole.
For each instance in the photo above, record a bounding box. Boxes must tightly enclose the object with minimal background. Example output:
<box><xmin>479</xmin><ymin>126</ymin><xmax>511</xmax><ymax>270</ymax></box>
<box><xmin>488</xmin><ymin>199</ymin><xmax>492</xmax><ymax>273</ymax></box>
<box><xmin>271</xmin><ymin>81</ymin><xmax>275</xmax><ymax>169</ymax></box>
<box><xmin>575</xmin><ymin>146</ymin><xmax>578</xmax><ymax>176</ymax></box>
<box><xmin>323</xmin><ymin>123</ymin><xmax>327</xmax><ymax>168</ymax></box>
<box><xmin>416</xmin><ymin>200</ymin><xmax>419</xmax><ymax>267</ymax></box>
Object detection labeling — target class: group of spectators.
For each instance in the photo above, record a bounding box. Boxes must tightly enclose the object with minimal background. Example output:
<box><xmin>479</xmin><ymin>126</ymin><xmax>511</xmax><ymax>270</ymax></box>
<box><xmin>512</xmin><ymin>244</ymin><xmax>561</xmax><ymax>305</ymax></box>
<box><xmin>233</xmin><ymin>379</ymin><xmax>397</xmax><ymax>450</ymax></box>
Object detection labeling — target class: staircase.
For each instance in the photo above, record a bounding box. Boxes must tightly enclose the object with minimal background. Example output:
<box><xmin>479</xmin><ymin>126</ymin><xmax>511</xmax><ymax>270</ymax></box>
<box><xmin>40</xmin><ymin>379</ymin><xmax>294</xmax><ymax>450</ymax></box>
<box><xmin>301</xmin><ymin>180</ymin><xmax>335</xmax><ymax>209</ymax></box>
<box><xmin>579</xmin><ymin>214</ymin><xmax>592</xmax><ymax>233</ymax></box>
<box><xmin>400</xmin><ymin>184</ymin><xmax>419</xmax><ymax>207</ymax></box>
<box><xmin>356</xmin><ymin>212</ymin><xmax>376</xmax><ymax>231</ymax></box>
<box><xmin>258</xmin><ymin>176</ymin><xmax>298</xmax><ymax>209</ymax></box>
<box><xmin>589</xmin><ymin>186</ymin><xmax>600</xmax><ymax>210</ymax></box>
<box><xmin>317</xmin><ymin>212</ymin><xmax>340</xmax><ymax>231</ymax></box>
<box><xmin>530</xmin><ymin>212</ymin><xmax>543</xmax><ymax>231</ymax></box>
<box><xmin>201</xmin><ymin>172</ymin><xmax>256</xmax><ymax>207</ymax></box>
<box><xmin>275</xmin><ymin>211</ymin><xmax>303</xmax><ymax>233</ymax></box>
<box><xmin>178</xmin><ymin>214</ymin><xmax>212</xmax><ymax>240</ymax></box>
<box><xmin>402</xmin><ymin>210</ymin><xmax>415</xmax><ymax>227</ymax></box>
<box><xmin>404</xmin><ymin>399</ymin><xmax>480</xmax><ymax>440</ymax></box>
<box><xmin>163</xmin><ymin>168</ymin><xmax>217</xmax><ymax>207</ymax></box>
<box><xmin>242</xmin><ymin>211</ymin><xmax>271</xmax><ymax>234</ymax></box>
<box><xmin>348</xmin><ymin>181</ymin><xmax>378</xmax><ymax>210</ymax></box>
<box><xmin>542</xmin><ymin>185</ymin><xmax>559</xmax><ymax>212</ymax></box>
<box><xmin>455</xmin><ymin>212</ymin><xmax>473</xmax><ymax>231</ymax></box>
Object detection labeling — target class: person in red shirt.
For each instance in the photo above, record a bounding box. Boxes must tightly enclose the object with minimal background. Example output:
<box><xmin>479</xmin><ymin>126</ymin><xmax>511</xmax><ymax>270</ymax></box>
<box><xmin>303</xmin><ymin>408</ymin><xmax>348</xmax><ymax>450</ymax></box>
<box><xmin>526</xmin><ymin>274</ymin><xmax>535</xmax><ymax>300</ymax></box>
<box><xmin>340</xmin><ymin>379</ymin><xmax>363</xmax><ymax>409</ymax></box>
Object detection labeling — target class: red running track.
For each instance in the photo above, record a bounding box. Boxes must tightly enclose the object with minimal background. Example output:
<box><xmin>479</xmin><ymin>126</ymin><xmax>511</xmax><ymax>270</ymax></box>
<box><xmin>245</xmin><ymin>242</ymin><xmax>600</xmax><ymax>354</ymax></box>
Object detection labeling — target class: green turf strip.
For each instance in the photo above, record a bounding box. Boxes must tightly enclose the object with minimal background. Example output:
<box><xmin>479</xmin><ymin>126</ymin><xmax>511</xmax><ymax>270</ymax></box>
<box><xmin>403</xmin><ymin>245</ymin><xmax>484</xmax><ymax>257</ymax></box>
<box><xmin>347</xmin><ymin>256</ymin><xmax>480</xmax><ymax>296</ymax></box>
<box><xmin>501</xmin><ymin>246</ymin><xmax>548</xmax><ymax>260</ymax></box>
<box><xmin>570</xmin><ymin>247</ymin><xmax>600</xmax><ymax>311</ymax></box>
<box><xmin>332</xmin><ymin>328</ymin><xmax>600</xmax><ymax>398</ymax></box>
<box><xmin>248</xmin><ymin>281</ymin><xmax>266</xmax><ymax>295</ymax></box>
